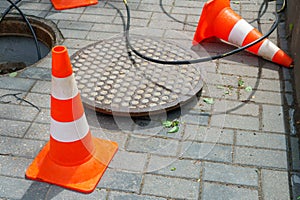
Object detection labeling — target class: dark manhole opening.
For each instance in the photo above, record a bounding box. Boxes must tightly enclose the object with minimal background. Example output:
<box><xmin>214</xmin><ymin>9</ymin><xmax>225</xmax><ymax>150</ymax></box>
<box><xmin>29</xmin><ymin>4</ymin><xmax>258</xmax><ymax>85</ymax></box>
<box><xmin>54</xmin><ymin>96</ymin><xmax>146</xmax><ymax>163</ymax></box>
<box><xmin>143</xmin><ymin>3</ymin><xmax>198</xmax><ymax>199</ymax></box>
<box><xmin>0</xmin><ymin>15</ymin><xmax>63</xmax><ymax>75</ymax></box>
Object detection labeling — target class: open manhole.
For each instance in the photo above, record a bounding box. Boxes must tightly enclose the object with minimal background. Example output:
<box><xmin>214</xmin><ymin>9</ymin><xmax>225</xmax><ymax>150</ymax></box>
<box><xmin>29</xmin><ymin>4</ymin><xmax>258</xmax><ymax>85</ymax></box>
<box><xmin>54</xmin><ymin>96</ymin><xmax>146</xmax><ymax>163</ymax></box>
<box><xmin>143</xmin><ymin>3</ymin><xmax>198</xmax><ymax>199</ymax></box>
<box><xmin>0</xmin><ymin>15</ymin><xmax>63</xmax><ymax>74</ymax></box>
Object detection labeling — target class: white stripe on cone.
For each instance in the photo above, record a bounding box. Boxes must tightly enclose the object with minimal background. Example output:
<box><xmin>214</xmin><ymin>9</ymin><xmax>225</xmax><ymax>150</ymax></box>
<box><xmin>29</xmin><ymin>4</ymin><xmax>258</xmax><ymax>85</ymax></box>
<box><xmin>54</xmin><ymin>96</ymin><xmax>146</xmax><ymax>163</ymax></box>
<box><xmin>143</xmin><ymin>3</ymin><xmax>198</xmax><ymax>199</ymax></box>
<box><xmin>228</xmin><ymin>19</ymin><xmax>253</xmax><ymax>46</ymax></box>
<box><xmin>52</xmin><ymin>74</ymin><xmax>78</xmax><ymax>100</ymax></box>
<box><xmin>257</xmin><ymin>39</ymin><xmax>279</xmax><ymax>61</ymax></box>
<box><xmin>50</xmin><ymin>114</ymin><xmax>89</xmax><ymax>142</ymax></box>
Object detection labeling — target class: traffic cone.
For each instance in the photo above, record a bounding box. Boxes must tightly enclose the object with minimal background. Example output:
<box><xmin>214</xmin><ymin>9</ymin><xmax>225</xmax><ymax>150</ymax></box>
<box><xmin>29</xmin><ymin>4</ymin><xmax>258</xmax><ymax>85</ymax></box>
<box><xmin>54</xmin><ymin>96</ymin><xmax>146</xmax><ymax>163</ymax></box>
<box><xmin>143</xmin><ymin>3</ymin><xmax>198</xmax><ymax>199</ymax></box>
<box><xmin>193</xmin><ymin>0</ymin><xmax>293</xmax><ymax>68</ymax></box>
<box><xmin>25</xmin><ymin>45</ymin><xmax>118</xmax><ymax>193</ymax></box>
<box><xmin>50</xmin><ymin>0</ymin><xmax>98</xmax><ymax>10</ymax></box>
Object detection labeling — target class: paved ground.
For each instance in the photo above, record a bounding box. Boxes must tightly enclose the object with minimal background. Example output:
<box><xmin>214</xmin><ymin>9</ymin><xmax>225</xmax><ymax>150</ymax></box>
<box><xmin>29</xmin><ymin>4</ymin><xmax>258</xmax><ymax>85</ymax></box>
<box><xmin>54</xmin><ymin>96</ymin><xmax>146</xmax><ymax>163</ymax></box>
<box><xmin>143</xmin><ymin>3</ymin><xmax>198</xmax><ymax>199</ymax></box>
<box><xmin>0</xmin><ymin>0</ymin><xmax>299</xmax><ymax>199</ymax></box>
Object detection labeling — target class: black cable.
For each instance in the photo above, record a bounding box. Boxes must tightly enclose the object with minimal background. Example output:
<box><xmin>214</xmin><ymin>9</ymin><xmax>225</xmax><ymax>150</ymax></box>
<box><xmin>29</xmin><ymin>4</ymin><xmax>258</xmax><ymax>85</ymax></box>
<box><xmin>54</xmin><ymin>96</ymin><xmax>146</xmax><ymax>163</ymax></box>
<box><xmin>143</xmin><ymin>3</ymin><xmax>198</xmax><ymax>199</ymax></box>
<box><xmin>2</xmin><ymin>0</ymin><xmax>42</xmax><ymax>60</ymax></box>
<box><xmin>124</xmin><ymin>0</ymin><xmax>280</xmax><ymax>65</ymax></box>
<box><xmin>0</xmin><ymin>0</ymin><xmax>21</xmax><ymax>23</ymax></box>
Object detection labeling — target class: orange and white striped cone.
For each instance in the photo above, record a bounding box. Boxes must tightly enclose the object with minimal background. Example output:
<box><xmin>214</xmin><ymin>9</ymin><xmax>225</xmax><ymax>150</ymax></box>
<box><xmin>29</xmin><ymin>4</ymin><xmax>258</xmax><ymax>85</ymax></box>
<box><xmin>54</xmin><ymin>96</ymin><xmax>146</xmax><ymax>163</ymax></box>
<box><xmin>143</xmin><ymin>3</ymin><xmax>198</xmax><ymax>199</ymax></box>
<box><xmin>51</xmin><ymin>0</ymin><xmax>98</xmax><ymax>10</ymax></box>
<box><xmin>193</xmin><ymin>0</ymin><xmax>293</xmax><ymax>68</ymax></box>
<box><xmin>25</xmin><ymin>46</ymin><xmax>118</xmax><ymax>194</ymax></box>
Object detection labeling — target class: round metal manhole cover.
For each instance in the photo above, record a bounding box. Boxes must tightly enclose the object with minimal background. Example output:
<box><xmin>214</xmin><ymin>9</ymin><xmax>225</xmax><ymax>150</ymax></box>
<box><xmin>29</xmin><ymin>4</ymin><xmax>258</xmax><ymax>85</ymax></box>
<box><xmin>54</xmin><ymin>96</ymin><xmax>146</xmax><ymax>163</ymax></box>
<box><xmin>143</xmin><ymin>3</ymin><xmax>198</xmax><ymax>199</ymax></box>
<box><xmin>71</xmin><ymin>35</ymin><xmax>203</xmax><ymax>116</ymax></box>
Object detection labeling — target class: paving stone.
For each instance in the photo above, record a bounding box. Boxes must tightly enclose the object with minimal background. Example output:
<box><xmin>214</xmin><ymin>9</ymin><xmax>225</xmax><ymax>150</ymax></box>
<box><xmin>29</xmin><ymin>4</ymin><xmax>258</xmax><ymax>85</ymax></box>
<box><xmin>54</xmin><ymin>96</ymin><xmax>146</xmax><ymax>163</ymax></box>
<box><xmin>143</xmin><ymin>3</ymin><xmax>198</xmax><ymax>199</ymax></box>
<box><xmin>0</xmin><ymin>104</ymin><xmax>39</xmax><ymax>122</ymax></box>
<box><xmin>0</xmin><ymin>77</ymin><xmax>35</xmax><ymax>91</ymax></box>
<box><xmin>0</xmin><ymin>119</ymin><xmax>31</xmax><ymax>138</ymax></box>
<box><xmin>218</xmin><ymin>63</ymin><xmax>259</xmax><ymax>77</ymax></box>
<box><xmin>240</xmin><ymin>90</ymin><xmax>283</xmax><ymax>105</ymax></box>
<box><xmin>46</xmin><ymin>12</ymin><xmax>81</xmax><ymax>21</ymax></box>
<box><xmin>203</xmin><ymin>162</ymin><xmax>258</xmax><ymax>186</ymax></box>
<box><xmin>0</xmin><ymin>176</ymin><xmax>50</xmax><ymax>200</ymax></box>
<box><xmin>262</xmin><ymin>105</ymin><xmax>286</xmax><ymax>133</ymax></box>
<box><xmin>236</xmin><ymin>131</ymin><xmax>286</xmax><ymax>149</ymax></box>
<box><xmin>86</xmin><ymin>31</ymin><xmax>119</xmax><ymax>41</ymax></box>
<box><xmin>183</xmin><ymin>125</ymin><xmax>234</xmax><ymax>145</ymax></box>
<box><xmin>0</xmin><ymin>155</ymin><xmax>32</xmax><ymax>178</ymax></box>
<box><xmin>234</xmin><ymin>147</ymin><xmax>287</xmax><ymax>169</ymax></box>
<box><xmin>290</xmin><ymin>137</ymin><xmax>300</xmax><ymax>171</ymax></box>
<box><xmin>260</xmin><ymin>64</ymin><xmax>281</xmax><ymax>79</ymax></box>
<box><xmin>148</xmin><ymin>20</ymin><xmax>184</xmax><ymax>30</ymax></box>
<box><xmin>202</xmin><ymin>182</ymin><xmax>259</xmax><ymax>200</ymax></box>
<box><xmin>142</xmin><ymin>174</ymin><xmax>200</xmax><ymax>199</ymax></box>
<box><xmin>147</xmin><ymin>155</ymin><xmax>201</xmax><ymax>178</ymax></box>
<box><xmin>210</xmin><ymin>114</ymin><xmax>259</xmax><ymax>130</ymax></box>
<box><xmin>242</xmin><ymin>77</ymin><xmax>282</xmax><ymax>92</ymax></box>
<box><xmin>30</xmin><ymin>80</ymin><xmax>51</xmax><ymax>94</ymax></box>
<box><xmin>60</xmin><ymin>29</ymin><xmax>89</xmax><ymax>39</ymax></box>
<box><xmin>19</xmin><ymin>67</ymin><xmax>51</xmax><ymax>81</ymax></box>
<box><xmin>21</xmin><ymin>93</ymin><xmax>50</xmax><ymax>109</ymax></box>
<box><xmin>172</xmin><ymin>7</ymin><xmax>202</xmax><ymax>15</ymax></box>
<box><xmin>138</xmin><ymin>4</ymin><xmax>172</xmax><ymax>12</ymax></box>
<box><xmin>47</xmin><ymin>186</ymin><xmax>107</xmax><ymax>200</ymax></box>
<box><xmin>34</xmin><ymin>108</ymin><xmax>50</xmax><ymax>124</ymax></box>
<box><xmin>91</xmin><ymin>23</ymin><xmax>124</xmax><ymax>33</ymax></box>
<box><xmin>291</xmin><ymin>173</ymin><xmax>300</xmax><ymax>200</ymax></box>
<box><xmin>180</xmin><ymin>141</ymin><xmax>232</xmax><ymax>162</ymax></box>
<box><xmin>24</xmin><ymin>122</ymin><xmax>49</xmax><ymax>141</ymax></box>
<box><xmin>261</xmin><ymin>170</ymin><xmax>290</xmax><ymax>200</ymax></box>
<box><xmin>0</xmin><ymin>136</ymin><xmax>45</xmax><ymax>158</ymax></box>
<box><xmin>57</xmin><ymin>20</ymin><xmax>94</xmax><ymax>31</ymax></box>
<box><xmin>109</xmin><ymin>150</ymin><xmax>147</xmax><ymax>172</ymax></box>
<box><xmin>213</xmin><ymin>100</ymin><xmax>259</xmax><ymax>116</ymax></box>
<box><xmin>181</xmin><ymin>111</ymin><xmax>210</xmax><ymax>126</ymax></box>
<box><xmin>79</xmin><ymin>14</ymin><xmax>115</xmax><ymax>23</ymax></box>
<box><xmin>127</xmin><ymin>135</ymin><xmax>179</xmax><ymax>156</ymax></box>
<box><xmin>91</xmin><ymin>129</ymin><xmax>128</xmax><ymax>150</ymax></box>
<box><xmin>62</xmin><ymin>39</ymin><xmax>95</xmax><ymax>49</ymax></box>
<box><xmin>152</xmin><ymin>12</ymin><xmax>185</xmax><ymax>21</ymax></box>
<box><xmin>108</xmin><ymin>191</ymin><xmax>166</xmax><ymax>200</ymax></box>
<box><xmin>97</xmin><ymin>169</ymin><xmax>142</xmax><ymax>193</ymax></box>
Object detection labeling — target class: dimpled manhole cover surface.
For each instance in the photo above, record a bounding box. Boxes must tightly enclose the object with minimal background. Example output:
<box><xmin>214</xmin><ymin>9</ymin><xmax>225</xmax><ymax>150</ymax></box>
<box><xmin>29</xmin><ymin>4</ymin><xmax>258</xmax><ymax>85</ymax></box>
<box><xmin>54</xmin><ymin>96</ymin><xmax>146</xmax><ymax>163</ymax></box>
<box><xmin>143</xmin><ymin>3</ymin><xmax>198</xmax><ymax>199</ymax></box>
<box><xmin>71</xmin><ymin>36</ymin><xmax>203</xmax><ymax>116</ymax></box>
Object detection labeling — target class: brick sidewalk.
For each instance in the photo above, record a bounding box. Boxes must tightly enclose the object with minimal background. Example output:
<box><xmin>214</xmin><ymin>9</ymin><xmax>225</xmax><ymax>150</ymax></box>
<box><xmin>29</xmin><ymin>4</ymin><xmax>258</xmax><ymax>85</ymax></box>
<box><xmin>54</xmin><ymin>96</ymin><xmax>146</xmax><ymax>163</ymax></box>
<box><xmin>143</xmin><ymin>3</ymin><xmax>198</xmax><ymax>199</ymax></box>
<box><xmin>0</xmin><ymin>0</ymin><xmax>298</xmax><ymax>199</ymax></box>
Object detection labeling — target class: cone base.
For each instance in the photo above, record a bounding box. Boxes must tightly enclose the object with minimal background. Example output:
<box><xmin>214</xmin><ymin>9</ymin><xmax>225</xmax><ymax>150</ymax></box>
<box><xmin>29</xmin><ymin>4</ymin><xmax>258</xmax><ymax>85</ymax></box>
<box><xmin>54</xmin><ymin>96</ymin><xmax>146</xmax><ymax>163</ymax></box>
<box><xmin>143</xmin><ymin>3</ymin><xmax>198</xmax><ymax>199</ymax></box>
<box><xmin>25</xmin><ymin>137</ymin><xmax>118</xmax><ymax>194</ymax></box>
<box><xmin>50</xmin><ymin>0</ymin><xmax>98</xmax><ymax>10</ymax></box>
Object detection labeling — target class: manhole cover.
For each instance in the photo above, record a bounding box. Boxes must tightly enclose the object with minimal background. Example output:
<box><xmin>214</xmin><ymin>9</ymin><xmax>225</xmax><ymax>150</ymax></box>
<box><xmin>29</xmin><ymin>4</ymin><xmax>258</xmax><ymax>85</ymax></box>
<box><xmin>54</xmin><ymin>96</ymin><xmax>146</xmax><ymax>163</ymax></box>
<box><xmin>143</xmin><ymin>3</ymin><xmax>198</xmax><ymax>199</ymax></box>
<box><xmin>71</xmin><ymin>35</ymin><xmax>203</xmax><ymax>116</ymax></box>
<box><xmin>0</xmin><ymin>15</ymin><xmax>63</xmax><ymax>75</ymax></box>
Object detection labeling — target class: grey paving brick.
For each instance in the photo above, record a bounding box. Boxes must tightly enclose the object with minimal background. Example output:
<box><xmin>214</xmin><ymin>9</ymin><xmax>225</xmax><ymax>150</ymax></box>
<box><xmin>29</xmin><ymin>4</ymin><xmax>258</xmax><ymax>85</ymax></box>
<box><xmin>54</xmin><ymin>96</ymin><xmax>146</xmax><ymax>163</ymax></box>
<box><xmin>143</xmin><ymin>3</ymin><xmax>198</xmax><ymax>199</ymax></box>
<box><xmin>262</xmin><ymin>105</ymin><xmax>286</xmax><ymax>133</ymax></box>
<box><xmin>84</xmin><ymin>7</ymin><xmax>118</xmax><ymax>16</ymax></box>
<box><xmin>86</xmin><ymin>31</ymin><xmax>118</xmax><ymax>41</ymax></box>
<box><xmin>290</xmin><ymin>137</ymin><xmax>300</xmax><ymax>171</ymax></box>
<box><xmin>60</xmin><ymin>29</ymin><xmax>89</xmax><ymax>39</ymax></box>
<box><xmin>202</xmin><ymin>182</ymin><xmax>259</xmax><ymax>200</ymax></box>
<box><xmin>142</xmin><ymin>174</ymin><xmax>200</xmax><ymax>199</ymax></box>
<box><xmin>202</xmin><ymin>72</ymin><xmax>238</xmax><ymax>86</ymax></box>
<box><xmin>130</xmin><ymin>28</ymin><xmax>165</xmax><ymax>38</ymax></box>
<box><xmin>127</xmin><ymin>135</ymin><xmax>179</xmax><ymax>156</ymax></box>
<box><xmin>138</xmin><ymin>4</ymin><xmax>171</xmax><ymax>12</ymax></box>
<box><xmin>236</xmin><ymin>131</ymin><xmax>286</xmax><ymax>149</ymax></box>
<box><xmin>183</xmin><ymin>125</ymin><xmax>234</xmax><ymax>145</ymax></box>
<box><xmin>141</xmin><ymin>0</ymin><xmax>173</xmax><ymax>5</ymax></box>
<box><xmin>240</xmin><ymin>90</ymin><xmax>283</xmax><ymax>105</ymax></box>
<box><xmin>181</xmin><ymin>111</ymin><xmax>210</xmax><ymax>125</ymax></box>
<box><xmin>34</xmin><ymin>108</ymin><xmax>50</xmax><ymax>124</ymax></box>
<box><xmin>21</xmin><ymin>93</ymin><xmax>50</xmax><ymax>109</ymax></box>
<box><xmin>0</xmin><ymin>77</ymin><xmax>35</xmax><ymax>91</ymax></box>
<box><xmin>109</xmin><ymin>191</ymin><xmax>166</xmax><ymax>200</ymax></box>
<box><xmin>47</xmin><ymin>186</ymin><xmax>107</xmax><ymax>199</ymax></box>
<box><xmin>172</xmin><ymin>7</ymin><xmax>202</xmax><ymax>15</ymax></box>
<box><xmin>109</xmin><ymin>150</ymin><xmax>147</xmax><ymax>172</ymax></box>
<box><xmin>203</xmin><ymin>162</ymin><xmax>258</xmax><ymax>186</ymax></box>
<box><xmin>0</xmin><ymin>104</ymin><xmax>39</xmax><ymax>122</ymax></box>
<box><xmin>210</xmin><ymin>114</ymin><xmax>259</xmax><ymax>130</ymax></box>
<box><xmin>30</xmin><ymin>80</ymin><xmax>51</xmax><ymax>94</ymax></box>
<box><xmin>62</xmin><ymin>39</ymin><xmax>95</xmax><ymax>49</ymax></box>
<box><xmin>58</xmin><ymin>20</ymin><xmax>94</xmax><ymax>31</ymax></box>
<box><xmin>234</xmin><ymin>147</ymin><xmax>287</xmax><ymax>169</ymax></box>
<box><xmin>218</xmin><ymin>63</ymin><xmax>259</xmax><ymax>77</ymax></box>
<box><xmin>92</xmin><ymin>23</ymin><xmax>124</xmax><ymax>33</ymax></box>
<box><xmin>213</xmin><ymin>100</ymin><xmax>259</xmax><ymax>116</ymax></box>
<box><xmin>152</xmin><ymin>12</ymin><xmax>185</xmax><ymax>21</ymax></box>
<box><xmin>260</xmin><ymin>64</ymin><xmax>281</xmax><ymax>79</ymax></box>
<box><xmin>79</xmin><ymin>14</ymin><xmax>115</xmax><ymax>23</ymax></box>
<box><xmin>261</xmin><ymin>170</ymin><xmax>290</xmax><ymax>200</ymax></box>
<box><xmin>147</xmin><ymin>155</ymin><xmax>201</xmax><ymax>178</ymax></box>
<box><xmin>91</xmin><ymin>129</ymin><xmax>128</xmax><ymax>150</ymax></box>
<box><xmin>19</xmin><ymin>67</ymin><xmax>51</xmax><ymax>81</ymax></box>
<box><xmin>19</xmin><ymin>2</ymin><xmax>52</xmax><ymax>10</ymax></box>
<box><xmin>24</xmin><ymin>122</ymin><xmax>49</xmax><ymax>141</ymax></box>
<box><xmin>220</xmin><ymin>54</ymin><xmax>260</xmax><ymax>67</ymax></box>
<box><xmin>0</xmin><ymin>176</ymin><xmax>50</xmax><ymax>199</ymax></box>
<box><xmin>0</xmin><ymin>155</ymin><xmax>32</xmax><ymax>178</ymax></box>
<box><xmin>174</xmin><ymin>0</ymin><xmax>204</xmax><ymax>8</ymax></box>
<box><xmin>46</xmin><ymin>12</ymin><xmax>81</xmax><ymax>21</ymax></box>
<box><xmin>242</xmin><ymin>77</ymin><xmax>282</xmax><ymax>92</ymax></box>
<box><xmin>97</xmin><ymin>169</ymin><xmax>142</xmax><ymax>193</ymax></box>
<box><xmin>148</xmin><ymin>20</ymin><xmax>184</xmax><ymax>30</ymax></box>
<box><xmin>180</xmin><ymin>141</ymin><xmax>232</xmax><ymax>162</ymax></box>
<box><xmin>0</xmin><ymin>119</ymin><xmax>31</xmax><ymax>138</ymax></box>
<box><xmin>0</xmin><ymin>136</ymin><xmax>45</xmax><ymax>158</ymax></box>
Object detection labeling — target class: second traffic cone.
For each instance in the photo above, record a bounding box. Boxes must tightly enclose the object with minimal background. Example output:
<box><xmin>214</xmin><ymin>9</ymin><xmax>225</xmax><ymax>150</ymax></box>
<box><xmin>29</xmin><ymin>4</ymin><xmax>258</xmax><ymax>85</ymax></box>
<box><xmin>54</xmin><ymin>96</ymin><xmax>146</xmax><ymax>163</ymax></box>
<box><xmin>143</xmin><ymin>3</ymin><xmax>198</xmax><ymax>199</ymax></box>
<box><xmin>193</xmin><ymin>0</ymin><xmax>293</xmax><ymax>68</ymax></box>
<box><xmin>51</xmin><ymin>0</ymin><xmax>98</xmax><ymax>10</ymax></box>
<box><xmin>25</xmin><ymin>45</ymin><xmax>118</xmax><ymax>193</ymax></box>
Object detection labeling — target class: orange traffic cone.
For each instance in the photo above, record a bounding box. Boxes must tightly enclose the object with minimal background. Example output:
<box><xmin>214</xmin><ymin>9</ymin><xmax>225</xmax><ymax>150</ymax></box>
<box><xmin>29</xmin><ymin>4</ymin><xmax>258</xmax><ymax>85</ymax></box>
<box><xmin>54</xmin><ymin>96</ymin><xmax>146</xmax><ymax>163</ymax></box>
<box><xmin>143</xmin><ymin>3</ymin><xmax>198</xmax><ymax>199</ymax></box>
<box><xmin>25</xmin><ymin>46</ymin><xmax>118</xmax><ymax>193</ymax></box>
<box><xmin>51</xmin><ymin>0</ymin><xmax>98</xmax><ymax>10</ymax></box>
<box><xmin>193</xmin><ymin>0</ymin><xmax>293</xmax><ymax>68</ymax></box>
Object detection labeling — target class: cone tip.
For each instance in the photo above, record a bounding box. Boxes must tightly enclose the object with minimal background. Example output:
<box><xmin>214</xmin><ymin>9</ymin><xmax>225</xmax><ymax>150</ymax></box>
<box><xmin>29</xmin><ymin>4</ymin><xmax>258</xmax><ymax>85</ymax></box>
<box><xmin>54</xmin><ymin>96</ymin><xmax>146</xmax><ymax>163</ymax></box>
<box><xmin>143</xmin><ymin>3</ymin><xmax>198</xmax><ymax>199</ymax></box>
<box><xmin>52</xmin><ymin>46</ymin><xmax>67</xmax><ymax>54</ymax></box>
<box><xmin>52</xmin><ymin>45</ymin><xmax>73</xmax><ymax>78</ymax></box>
